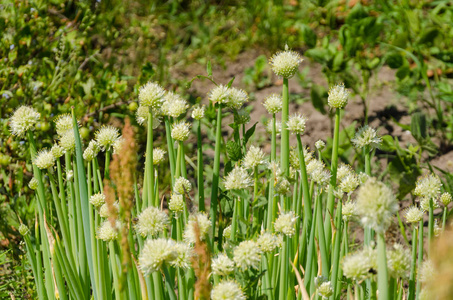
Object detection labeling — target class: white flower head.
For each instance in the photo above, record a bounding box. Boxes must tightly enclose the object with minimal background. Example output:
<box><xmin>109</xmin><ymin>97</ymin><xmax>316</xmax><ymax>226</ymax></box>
<box><xmin>257</xmin><ymin>231</ymin><xmax>282</xmax><ymax>252</ymax></box>
<box><xmin>99</xmin><ymin>202</ymin><xmax>119</xmax><ymax>218</ymax></box>
<box><xmin>174</xmin><ymin>177</ymin><xmax>191</xmax><ymax>195</ymax></box>
<box><xmin>224</xmin><ymin>166</ymin><xmax>253</xmax><ymax>190</ymax></box>
<box><xmin>339</xmin><ymin>173</ymin><xmax>360</xmax><ymax>194</ymax></box>
<box><xmin>352</xmin><ymin>125</ymin><xmax>382</xmax><ymax>150</ymax></box>
<box><xmin>184</xmin><ymin>212</ymin><xmax>211</xmax><ymax>244</ymax></box>
<box><xmin>227</xmin><ymin>87</ymin><xmax>248</xmax><ymax>110</ymax></box>
<box><xmin>59</xmin><ymin>130</ymin><xmax>76</xmax><ymax>152</ymax></box>
<box><xmin>420</xmin><ymin>197</ymin><xmax>440</xmax><ymax>212</ymax></box>
<box><xmin>342</xmin><ymin>247</ymin><xmax>377</xmax><ymax>282</ymax></box>
<box><xmin>310</xmin><ymin>163</ymin><xmax>331</xmax><ymax>187</ymax></box>
<box><xmin>387</xmin><ymin>244</ymin><xmax>411</xmax><ymax>279</ymax></box>
<box><xmin>404</xmin><ymin>206</ymin><xmax>423</xmax><ymax>223</ymax></box>
<box><xmin>136</xmin><ymin>106</ymin><xmax>161</xmax><ymax>128</ymax></box>
<box><xmin>97</xmin><ymin>220</ymin><xmax>120</xmax><ymax>242</ymax></box>
<box><xmin>414</xmin><ymin>173</ymin><xmax>442</xmax><ymax>200</ymax></box>
<box><xmin>161</xmin><ymin>91</ymin><xmax>188</xmax><ymax>118</ymax></box>
<box><xmin>209</xmin><ymin>84</ymin><xmax>231</xmax><ymax>104</ymax></box>
<box><xmin>211</xmin><ymin>281</ymin><xmax>246</xmax><ymax>300</ymax></box>
<box><xmin>263</xmin><ymin>94</ymin><xmax>282</xmax><ymax>114</ymax></box>
<box><xmin>270</xmin><ymin>46</ymin><xmax>303</xmax><ymax>78</ymax></box>
<box><xmin>233</xmin><ymin>240</ymin><xmax>262</xmax><ymax>271</ymax></box>
<box><xmin>34</xmin><ymin>149</ymin><xmax>56</xmax><ymax>169</ymax></box>
<box><xmin>139</xmin><ymin>238</ymin><xmax>177</xmax><ymax>275</ymax></box>
<box><xmin>51</xmin><ymin>144</ymin><xmax>64</xmax><ymax>158</ymax></box>
<box><xmin>243</xmin><ymin>146</ymin><xmax>265</xmax><ymax>169</ymax></box>
<box><xmin>315</xmin><ymin>140</ymin><xmax>326</xmax><ymax>150</ymax></box>
<box><xmin>337</xmin><ymin>163</ymin><xmax>353</xmax><ymax>183</ymax></box>
<box><xmin>169</xmin><ymin>193</ymin><xmax>184</xmax><ymax>213</ymax></box>
<box><xmin>171</xmin><ymin>121</ymin><xmax>190</xmax><ymax>141</ymax></box>
<box><xmin>28</xmin><ymin>177</ymin><xmax>39</xmax><ymax>190</ymax></box>
<box><xmin>10</xmin><ymin>106</ymin><xmax>40</xmax><ymax>136</ymax></box>
<box><xmin>138</xmin><ymin>81</ymin><xmax>165</xmax><ymax>111</ymax></box>
<box><xmin>83</xmin><ymin>140</ymin><xmax>100</xmax><ymax>161</ymax></box>
<box><xmin>440</xmin><ymin>192</ymin><xmax>452</xmax><ymax>206</ymax></box>
<box><xmin>89</xmin><ymin>193</ymin><xmax>105</xmax><ymax>208</ymax></box>
<box><xmin>223</xmin><ymin>225</ymin><xmax>232</xmax><ymax>239</ymax></box>
<box><xmin>212</xmin><ymin>253</ymin><xmax>235</xmax><ymax>276</ymax></box>
<box><xmin>19</xmin><ymin>224</ymin><xmax>29</xmax><ymax>236</ymax></box>
<box><xmin>170</xmin><ymin>242</ymin><xmax>193</xmax><ymax>269</ymax></box>
<box><xmin>192</xmin><ymin>105</ymin><xmax>205</xmax><ymax>120</ymax></box>
<box><xmin>342</xmin><ymin>201</ymin><xmax>357</xmax><ymax>221</ymax></box>
<box><xmin>135</xmin><ymin>206</ymin><xmax>169</xmax><ymax>237</ymax></box>
<box><xmin>356</xmin><ymin>178</ymin><xmax>398</xmax><ymax>233</ymax></box>
<box><xmin>55</xmin><ymin>114</ymin><xmax>76</xmax><ymax>137</ymax></box>
<box><xmin>418</xmin><ymin>260</ymin><xmax>435</xmax><ymax>284</ymax></box>
<box><xmin>112</xmin><ymin>137</ymin><xmax>123</xmax><ymax>154</ymax></box>
<box><xmin>95</xmin><ymin>126</ymin><xmax>120</xmax><ymax>151</ymax></box>
<box><xmin>287</xmin><ymin>114</ymin><xmax>307</xmax><ymax>135</ymax></box>
<box><xmin>328</xmin><ymin>83</ymin><xmax>350</xmax><ymax>109</ymax></box>
<box><xmin>274</xmin><ymin>211</ymin><xmax>298</xmax><ymax>236</ymax></box>
<box><xmin>316</xmin><ymin>281</ymin><xmax>333</xmax><ymax>299</ymax></box>
<box><xmin>153</xmin><ymin>148</ymin><xmax>166</xmax><ymax>165</ymax></box>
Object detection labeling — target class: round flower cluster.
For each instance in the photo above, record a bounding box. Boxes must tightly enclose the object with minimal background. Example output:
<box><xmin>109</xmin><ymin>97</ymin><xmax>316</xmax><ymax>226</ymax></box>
<box><xmin>51</xmin><ymin>144</ymin><xmax>64</xmax><ymax>158</ymax></box>
<box><xmin>34</xmin><ymin>149</ymin><xmax>56</xmax><ymax>170</ymax></box>
<box><xmin>263</xmin><ymin>94</ymin><xmax>283</xmax><ymax>114</ymax></box>
<box><xmin>352</xmin><ymin>125</ymin><xmax>382</xmax><ymax>150</ymax></box>
<box><xmin>387</xmin><ymin>244</ymin><xmax>411</xmax><ymax>279</ymax></box>
<box><xmin>227</xmin><ymin>87</ymin><xmax>248</xmax><ymax>110</ymax></box>
<box><xmin>342</xmin><ymin>247</ymin><xmax>377</xmax><ymax>282</ymax></box>
<box><xmin>153</xmin><ymin>148</ymin><xmax>166</xmax><ymax>165</ymax></box>
<box><xmin>212</xmin><ymin>253</ymin><xmax>235</xmax><ymax>276</ymax></box>
<box><xmin>89</xmin><ymin>193</ymin><xmax>105</xmax><ymax>208</ymax></box>
<box><xmin>233</xmin><ymin>240</ymin><xmax>262</xmax><ymax>271</ymax></box>
<box><xmin>95</xmin><ymin>126</ymin><xmax>120</xmax><ymax>151</ymax></box>
<box><xmin>83</xmin><ymin>140</ymin><xmax>100</xmax><ymax>161</ymax></box>
<box><xmin>10</xmin><ymin>106</ymin><xmax>41</xmax><ymax>136</ymax></box>
<box><xmin>414</xmin><ymin>173</ymin><xmax>442</xmax><ymax>200</ymax></box>
<box><xmin>160</xmin><ymin>91</ymin><xmax>188</xmax><ymax>118</ymax></box>
<box><xmin>338</xmin><ymin>173</ymin><xmax>360</xmax><ymax>194</ymax></box>
<box><xmin>191</xmin><ymin>105</ymin><xmax>205</xmax><ymax>120</ymax></box>
<box><xmin>138</xmin><ymin>81</ymin><xmax>165</xmax><ymax>111</ymax></box>
<box><xmin>327</xmin><ymin>83</ymin><xmax>350</xmax><ymax>109</ymax></box>
<box><xmin>135</xmin><ymin>206</ymin><xmax>168</xmax><ymax>237</ymax></box>
<box><xmin>171</xmin><ymin>122</ymin><xmax>190</xmax><ymax>141</ymax></box>
<box><xmin>209</xmin><ymin>85</ymin><xmax>231</xmax><ymax>104</ymax></box>
<box><xmin>257</xmin><ymin>232</ymin><xmax>282</xmax><ymax>252</ymax></box>
<box><xmin>269</xmin><ymin>46</ymin><xmax>303</xmax><ymax>78</ymax></box>
<box><xmin>315</xmin><ymin>140</ymin><xmax>325</xmax><ymax>150</ymax></box>
<box><xmin>135</xmin><ymin>106</ymin><xmax>161</xmax><ymax>128</ymax></box>
<box><xmin>356</xmin><ymin>178</ymin><xmax>398</xmax><ymax>233</ymax></box>
<box><xmin>274</xmin><ymin>211</ymin><xmax>298</xmax><ymax>237</ymax></box>
<box><xmin>287</xmin><ymin>114</ymin><xmax>306</xmax><ymax>135</ymax></box>
<box><xmin>404</xmin><ymin>206</ymin><xmax>423</xmax><ymax>223</ymax></box>
<box><xmin>342</xmin><ymin>201</ymin><xmax>357</xmax><ymax>221</ymax></box>
<box><xmin>173</xmin><ymin>177</ymin><xmax>191</xmax><ymax>195</ymax></box>
<box><xmin>28</xmin><ymin>177</ymin><xmax>39</xmax><ymax>190</ymax></box>
<box><xmin>243</xmin><ymin>146</ymin><xmax>265</xmax><ymax>169</ymax></box>
<box><xmin>211</xmin><ymin>281</ymin><xmax>246</xmax><ymax>300</ymax></box>
<box><xmin>19</xmin><ymin>223</ymin><xmax>29</xmax><ymax>236</ymax></box>
<box><xmin>440</xmin><ymin>192</ymin><xmax>452</xmax><ymax>206</ymax></box>
<box><xmin>59</xmin><ymin>130</ymin><xmax>76</xmax><ymax>152</ymax></box>
<box><xmin>55</xmin><ymin>114</ymin><xmax>76</xmax><ymax>137</ymax></box>
<box><xmin>224</xmin><ymin>166</ymin><xmax>253</xmax><ymax>190</ymax></box>
<box><xmin>169</xmin><ymin>242</ymin><xmax>193</xmax><ymax>269</ymax></box>
<box><xmin>184</xmin><ymin>213</ymin><xmax>211</xmax><ymax>244</ymax></box>
<box><xmin>169</xmin><ymin>194</ymin><xmax>184</xmax><ymax>213</ymax></box>
<box><xmin>139</xmin><ymin>238</ymin><xmax>177</xmax><ymax>275</ymax></box>
<box><xmin>97</xmin><ymin>220</ymin><xmax>119</xmax><ymax>242</ymax></box>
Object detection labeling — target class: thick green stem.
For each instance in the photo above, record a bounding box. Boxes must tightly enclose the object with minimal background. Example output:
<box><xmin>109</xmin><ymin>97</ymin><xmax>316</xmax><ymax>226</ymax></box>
<box><xmin>164</xmin><ymin>117</ymin><xmax>176</xmax><ymax>186</ymax></box>
<box><xmin>197</xmin><ymin>119</ymin><xmax>205</xmax><ymax>212</ymax></box>
<box><xmin>330</xmin><ymin>201</ymin><xmax>343</xmax><ymax>299</ymax></box>
<box><xmin>324</xmin><ymin>109</ymin><xmax>341</xmax><ymax>247</ymax></box>
<box><xmin>278</xmin><ymin>236</ymin><xmax>289</xmax><ymax>300</ymax></box>
<box><xmin>377</xmin><ymin>233</ymin><xmax>389</xmax><ymax>300</ymax></box>
<box><xmin>428</xmin><ymin>198</ymin><xmax>434</xmax><ymax>257</ymax></box>
<box><xmin>408</xmin><ymin>225</ymin><xmax>418</xmax><ymax>300</ymax></box>
<box><xmin>209</xmin><ymin>104</ymin><xmax>223</xmax><ymax>248</ymax></box>
<box><xmin>231</xmin><ymin>197</ymin><xmax>239</xmax><ymax>242</ymax></box>
<box><xmin>416</xmin><ymin>219</ymin><xmax>424</xmax><ymax>299</ymax></box>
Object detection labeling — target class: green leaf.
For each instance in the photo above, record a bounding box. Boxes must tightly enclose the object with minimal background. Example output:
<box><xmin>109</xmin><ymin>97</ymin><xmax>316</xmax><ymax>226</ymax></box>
<box><xmin>206</xmin><ymin>60</ymin><xmax>212</xmax><ymax>77</ymax></box>
<box><xmin>410</xmin><ymin>112</ymin><xmax>427</xmax><ymax>141</ymax></box>
<box><xmin>244</xmin><ymin>122</ymin><xmax>257</xmax><ymax>145</ymax></box>
<box><xmin>380</xmin><ymin>135</ymin><xmax>396</xmax><ymax>152</ymax></box>
<box><xmin>302</xmin><ymin>25</ymin><xmax>317</xmax><ymax>49</ymax></box>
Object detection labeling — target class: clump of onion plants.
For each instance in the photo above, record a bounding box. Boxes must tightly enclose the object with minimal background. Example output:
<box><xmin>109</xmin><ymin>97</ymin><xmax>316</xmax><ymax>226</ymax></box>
<box><xmin>10</xmin><ymin>46</ymin><xmax>448</xmax><ymax>300</ymax></box>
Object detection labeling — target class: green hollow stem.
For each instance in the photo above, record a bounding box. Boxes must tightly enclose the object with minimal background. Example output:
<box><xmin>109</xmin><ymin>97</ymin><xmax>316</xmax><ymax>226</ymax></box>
<box><xmin>428</xmin><ymin>198</ymin><xmax>434</xmax><ymax>256</ymax></box>
<box><xmin>304</xmin><ymin>193</ymin><xmax>318</xmax><ymax>294</ymax></box>
<box><xmin>442</xmin><ymin>206</ymin><xmax>447</xmax><ymax>230</ymax></box>
<box><xmin>252</xmin><ymin>166</ymin><xmax>260</xmax><ymax>229</ymax></box>
<box><xmin>330</xmin><ymin>200</ymin><xmax>343</xmax><ymax>299</ymax></box>
<box><xmin>104</xmin><ymin>149</ymin><xmax>111</xmax><ymax>179</ymax></box>
<box><xmin>416</xmin><ymin>219</ymin><xmax>424</xmax><ymax>299</ymax></box>
<box><xmin>281</xmin><ymin>78</ymin><xmax>289</xmax><ymax>176</ymax></box>
<box><xmin>266</xmin><ymin>114</ymin><xmax>277</xmax><ymax>231</ymax></box>
<box><xmin>163</xmin><ymin>265</ymin><xmax>177</xmax><ymax>300</ymax></box>
<box><xmin>408</xmin><ymin>225</ymin><xmax>418</xmax><ymax>300</ymax></box>
<box><xmin>210</xmin><ymin>103</ymin><xmax>223</xmax><ymax>248</ymax></box>
<box><xmin>231</xmin><ymin>197</ymin><xmax>239</xmax><ymax>242</ymax></box>
<box><xmin>316</xmin><ymin>188</ymin><xmax>329</xmax><ymax>277</ymax></box>
<box><xmin>197</xmin><ymin>119</ymin><xmax>205</xmax><ymax>212</ymax></box>
<box><xmin>377</xmin><ymin>233</ymin><xmax>389</xmax><ymax>300</ymax></box>
<box><xmin>164</xmin><ymin>117</ymin><xmax>176</xmax><ymax>186</ymax></box>
<box><xmin>278</xmin><ymin>235</ymin><xmax>289</xmax><ymax>300</ymax></box>
<box><xmin>148</xmin><ymin>110</ymin><xmax>155</xmax><ymax>208</ymax></box>
<box><xmin>324</xmin><ymin>108</ymin><xmax>341</xmax><ymax>248</ymax></box>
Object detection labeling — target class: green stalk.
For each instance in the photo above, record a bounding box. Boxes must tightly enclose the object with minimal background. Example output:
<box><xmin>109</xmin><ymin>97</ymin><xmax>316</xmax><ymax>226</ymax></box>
<box><xmin>416</xmin><ymin>219</ymin><xmax>424</xmax><ymax>299</ymax></box>
<box><xmin>104</xmin><ymin>149</ymin><xmax>111</xmax><ymax>179</ymax></box>
<box><xmin>377</xmin><ymin>233</ymin><xmax>389</xmax><ymax>300</ymax></box>
<box><xmin>109</xmin><ymin>242</ymin><xmax>121</xmax><ymax>298</ymax></box>
<box><xmin>442</xmin><ymin>206</ymin><xmax>447</xmax><ymax>230</ymax></box>
<box><xmin>304</xmin><ymin>194</ymin><xmax>318</xmax><ymax>294</ymax></box>
<box><xmin>231</xmin><ymin>197</ymin><xmax>239</xmax><ymax>242</ymax></box>
<box><xmin>72</xmin><ymin>109</ymin><xmax>98</xmax><ymax>299</ymax></box>
<box><xmin>252</xmin><ymin>166</ymin><xmax>259</xmax><ymax>229</ymax></box>
<box><xmin>148</xmin><ymin>110</ymin><xmax>155</xmax><ymax>208</ymax></box>
<box><xmin>408</xmin><ymin>225</ymin><xmax>418</xmax><ymax>300</ymax></box>
<box><xmin>428</xmin><ymin>198</ymin><xmax>434</xmax><ymax>256</ymax></box>
<box><xmin>278</xmin><ymin>235</ymin><xmax>289</xmax><ymax>300</ymax></box>
<box><xmin>163</xmin><ymin>265</ymin><xmax>177</xmax><ymax>300</ymax></box>
<box><xmin>330</xmin><ymin>200</ymin><xmax>343</xmax><ymax>299</ymax></box>
<box><xmin>24</xmin><ymin>232</ymin><xmax>46</xmax><ymax>300</ymax></box>
<box><xmin>324</xmin><ymin>108</ymin><xmax>341</xmax><ymax>247</ymax></box>
<box><xmin>210</xmin><ymin>103</ymin><xmax>223</xmax><ymax>247</ymax></box>
<box><xmin>197</xmin><ymin>119</ymin><xmax>205</xmax><ymax>212</ymax></box>
<box><xmin>315</xmin><ymin>188</ymin><xmax>329</xmax><ymax>277</ymax></box>
<box><xmin>164</xmin><ymin>117</ymin><xmax>176</xmax><ymax>185</ymax></box>
<box><xmin>281</xmin><ymin>78</ymin><xmax>289</xmax><ymax>176</ymax></box>
<box><xmin>55</xmin><ymin>159</ymin><xmax>67</xmax><ymax>217</ymax></box>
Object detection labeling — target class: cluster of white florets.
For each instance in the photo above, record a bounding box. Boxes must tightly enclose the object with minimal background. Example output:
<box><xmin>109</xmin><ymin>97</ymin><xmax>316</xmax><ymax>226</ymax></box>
<box><xmin>270</xmin><ymin>46</ymin><xmax>303</xmax><ymax>78</ymax></box>
<box><xmin>10</xmin><ymin>106</ymin><xmax>41</xmax><ymax>136</ymax></box>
